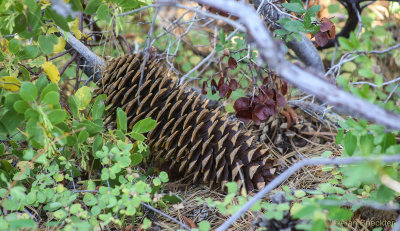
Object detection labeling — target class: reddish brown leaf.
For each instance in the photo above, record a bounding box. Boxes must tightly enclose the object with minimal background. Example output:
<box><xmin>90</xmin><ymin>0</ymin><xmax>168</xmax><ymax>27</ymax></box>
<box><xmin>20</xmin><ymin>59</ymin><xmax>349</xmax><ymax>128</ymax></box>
<box><xmin>251</xmin><ymin>113</ymin><xmax>261</xmax><ymax>125</ymax></box>
<box><xmin>234</xmin><ymin>97</ymin><xmax>250</xmax><ymax>112</ymax></box>
<box><xmin>226</xmin><ymin>89</ymin><xmax>232</xmax><ymax>99</ymax></box>
<box><xmin>315</xmin><ymin>31</ymin><xmax>330</xmax><ymax>47</ymax></box>
<box><xmin>320</xmin><ymin>17</ymin><xmax>334</xmax><ymax>33</ymax></box>
<box><xmin>276</xmin><ymin>93</ymin><xmax>287</xmax><ymax>107</ymax></box>
<box><xmin>266</xmin><ymin>88</ymin><xmax>275</xmax><ymax>100</ymax></box>
<box><xmin>218</xmin><ymin>77</ymin><xmax>224</xmax><ymax>88</ymax></box>
<box><xmin>328</xmin><ymin>24</ymin><xmax>336</xmax><ymax>39</ymax></box>
<box><xmin>229</xmin><ymin>79</ymin><xmax>238</xmax><ymax>91</ymax></box>
<box><xmin>183</xmin><ymin>216</ymin><xmax>197</xmax><ymax>229</ymax></box>
<box><xmin>219</xmin><ymin>83</ymin><xmax>230</xmax><ymax>97</ymax></box>
<box><xmin>201</xmin><ymin>81</ymin><xmax>207</xmax><ymax>95</ymax></box>
<box><xmin>281</xmin><ymin>80</ymin><xmax>288</xmax><ymax>96</ymax></box>
<box><xmin>253</xmin><ymin>104</ymin><xmax>270</xmax><ymax>121</ymax></box>
<box><xmin>236</xmin><ymin>109</ymin><xmax>252</xmax><ymax>123</ymax></box>
<box><xmin>228</xmin><ymin>56</ymin><xmax>238</xmax><ymax>70</ymax></box>
<box><xmin>211</xmin><ymin>79</ymin><xmax>218</xmax><ymax>94</ymax></box>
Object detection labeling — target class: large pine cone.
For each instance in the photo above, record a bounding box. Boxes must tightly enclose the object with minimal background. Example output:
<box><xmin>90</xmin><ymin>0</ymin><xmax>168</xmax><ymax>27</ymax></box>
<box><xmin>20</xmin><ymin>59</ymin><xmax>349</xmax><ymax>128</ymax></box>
<box><xmin>95</xmin><ymin>54</ymin><xmax>279</xmax><ymax>191</ymax></box>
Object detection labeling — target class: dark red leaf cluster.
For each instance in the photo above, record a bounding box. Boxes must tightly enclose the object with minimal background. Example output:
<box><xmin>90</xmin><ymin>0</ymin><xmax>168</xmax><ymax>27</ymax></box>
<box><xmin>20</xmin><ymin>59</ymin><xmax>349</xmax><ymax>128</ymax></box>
<box><xmin>314</xmin><ymin>17</ymin><xmax>336</xmax><ymax>47</ymax></box>
<box><xmin>233</xmin><ymin>86</ymin><xmax>287</xmax><ymax>125</ymax></box>
<box><xmin>202</xmin><ymin>56</ymin><xmax>239</xmax><ymax>98</ymax></box>
<box><xmin>202</xmin><ymin>77</ymin><xmax>238</xmax><ymax>99</ymax></box>
<box><xmin>228</xmin><ymin>56</ymin><xmax>237</xmax><ymax>70</ymax></box>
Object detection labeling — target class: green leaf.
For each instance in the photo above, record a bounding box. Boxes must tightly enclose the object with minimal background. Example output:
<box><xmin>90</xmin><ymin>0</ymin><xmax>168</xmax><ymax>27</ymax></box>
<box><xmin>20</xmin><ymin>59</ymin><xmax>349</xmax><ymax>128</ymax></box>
<box><xmin>344</xmin><ymin>131</ymin><xmax>357</xmax><ymax>156</ymax></box>
<box><xmin>53</xmin><ymin>209</ymin><xmax>67</xmax><ymax>219</ymax></box>
<box><xmin>274</xmin><ymin>29</ymin><xmax>289</xmax><ymax>36</ymax></box>
<box><xmin>132</xmin><ymin>117</ymin><xmax>157</xmax><ymax>133</ymax></box>
<box><xmin>75</xmin><ymin>86</ymin><xmax>92</xmax><ymax>110</ymax></box>
<box><xmin>92</xmin><ymin>135</ymin><xmax>103</xmax><ymax>154</ymax></box>
<box><xmin>83</xmin><ymin>193</ymin><xmax>97</xmax><ymax>206</ymax></box>
<box><xmin>130</xmin><ymin>132</ymin><xmax>145</xmax><ymax>142</ymax></box>
<box><xmin>162</xmin><ymin>195</ymin><xmax>181</xmax><ymax>204</ymax></box>
<box><xmin>8</xmin><ymin>219</ymin><xmax>35</xmax><ymax>229</ymax></box>
<box><xmin>219</xmin><ymin>29</ymin><xmax>225</xmax><ymax>44</ymax></box>
<box><xmin>282</xmin><ymin>3</ymin><xmax>306</xmax><ymax>14</ymax></box>
<box><xmin>20</xmin><ymin>82</ymin><xmax>38</xmax><ymax>102</ymax></box>
<box><xmin>20</xmin><ymin>45</ymin><xmax>39</xmax><ymax>59</ymax></box>
<box><xmin>0</xmin><ymin>143</ymin><xmax>4</xmax><ymax>156</ymax></box>
<box><xmin>119</xmin><ymin>0</ymin><xmax>139</xmax><ymax>9</ymax></box>
<box><xmin>78</xmin><ymin>119</ymin><xmax>103</xmax><ymax>135</ymax></box>
<box><xmin>96</xmin><ymin>4</ymin><xmax>110</xmax><ymax>21</ymax></box>
<box><xmin>68</xmin><ymin>95</ymin><xmax>79</xmax><ymax>118</ymax></box>
<box><xmin>48</xmin><ymin>109</ymin><xmax>67</xmax><ymax>124</ymax></box>
<box><xmin>24</xmin><ymin>0</ymin><xmax>38</xmax><ymax>12</ymax></box>
<box><xmin>116</xmin><ymin>108</ymin><xmax>127</xmax><ymax>132</ymax></box>
<box><xmin>40</xmin><ymin>82</ymin><xmax>58</xmax><ymax>100</ymax></box>
<box><xmin>282</xmin><ymin>20</ymin><xmax>305</xmax><ymax>32</ymax></box>
<box><xmin>70</xmin><ymin>0</ymin><xmax>84</xmax><ymax>12</ymax></box>
<box><xmin>131</xmin><ymin>153</ymin><xmax>143</xmax><ymax>166</ymax></box>
<box><xmin>359</xmin><ymin>68</ymin><xmax>375</xmax><ymax>78</ymax></box>
<box><xmin>307</xmin><ymin>5</ymin><xmax>321</xmax><ymax>16</ymax></box>
<box><xmin>359</xmin><ymin>134</ymin><xmax>373</xmax><ymax>155</ymax></box>
<box><xmin>199</xmin><ymin>221</ymin><xmax>211</xmax><ymax>231</ymax></box>
<box><xmin>13</xmin><ymin>100</ymin><xmax>30</xmax><ymax>113</ymax></box>
<box><xmin>311</xmin><ymin>219</ymin><xmax>326</xmax><ymax>231</ymax></box>
<box><xmin>225</xmin><ymin>182</ymin><xmax>238</xmax><ymax>194</ymax></box>
<box><xmin>294</xmin><ymin>190</ymin><xmax>306</xmax><ymax>198</ymax></box>
<box><xmin>118</xmin><ymin>155</ymin><xmax>131</xmax><ymax>168</ymax></box>
<box><xmin>91</xmin><ymin>206</ymin><xmax>101</xmax><ymax>216</ymax></box>
<box><xmin>142</xmin><ymin>218</ymin><xmax>151</xmax><ymax>229</ymax></box>
<box><xmin>70</xmin><ymin>203</ymin><xmax>82</xmax><ymax>214</ymax></box>
<box><xmin>303</xmin><ymin>13</ymin><xmax>311</xmax><ymax>28</ymax></box>
<box><xmin>41</xmin><ymin>91</ymin><xmax>60</xmax><ymax>107</ymax></box>
<box><xmin>8</xmin><ymin>39</ymin><xmax>20</xmax><ymax>54</ymax></box>
<box><xmin>47</xmin><ymin>9</ymin><xmax>70</xmax><ymax>32</ymax></box>
<box><xmin>92</xmin><ymin>95</ymin><xmax>105</xmax><ymax>120</ymax></box>
<box><xmin>85</xmin><ymin>0</ymin><xmax>102</xmax><ymax>14</ymax></box>
<box><xmin>335</xmin><ymin>128</ymin><xmax>344</xmax><ymax>145</ymax></box>
<box><xmin>159</xmin><ymin>171</ymin><xmax>169</xmax><ymax>183</ymax></box>
<box><xmin>77</xmin><ymin>130</ymin><xmax>89</xmax><ymax>143</ymax></box>
<box><xmin>327</xmin><ymin>207</ymin><xmax>353</xmax><ymax>221</ymax></box>
<box><xmin>381</xmin><ymin>133</ymin><xmax>396</xmax><ymax>151</ymax></box>
<box><xmin>338</xmin><ymin>37</ymin><xmax>353</xmax><ymax>51</ymax></box>
<box><xmin>38</xmin><ymin>35</ymin><xmax>54</xmax><ymax>54</ymax></box>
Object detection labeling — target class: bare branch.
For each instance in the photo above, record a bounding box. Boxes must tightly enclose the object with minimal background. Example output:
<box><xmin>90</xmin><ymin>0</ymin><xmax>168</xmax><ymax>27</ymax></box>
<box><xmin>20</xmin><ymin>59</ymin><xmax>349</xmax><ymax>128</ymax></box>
<box><xmin>59</xmin><ymin>30</ymin><xmax>106</xmax><ymax>82</ymax></box>
<box><xmin>193</xmin><ymin>0</ymin><xmax>400</xmax><ymax>130</ymax></box>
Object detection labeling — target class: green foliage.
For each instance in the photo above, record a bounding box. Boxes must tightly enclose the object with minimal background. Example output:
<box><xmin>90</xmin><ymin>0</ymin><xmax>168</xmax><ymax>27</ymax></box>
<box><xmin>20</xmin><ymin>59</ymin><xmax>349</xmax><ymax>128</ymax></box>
<box><xmin>277</xmin><ymin>0</ymin><xmax>321</xmax><ymax>42</ymax></box>
<box><xmin>0</xmin><ymin>75</ymin><xmax>173</xmax><ymax>229</ymax></box>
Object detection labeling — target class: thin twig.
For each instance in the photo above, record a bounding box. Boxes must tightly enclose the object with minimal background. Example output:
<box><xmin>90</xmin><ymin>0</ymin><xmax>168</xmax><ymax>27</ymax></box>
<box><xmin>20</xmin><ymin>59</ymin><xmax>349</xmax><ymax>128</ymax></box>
<box><xmin>59</xmin><ymin>52</ymin><xmax>77</xmax><ymax>77</ymax></box>
<box><xmin>49</xmin><ymin>48</ymin><xmax>73</xmax><ymax>61</ymax></box>
<box><xmin>137</xmin><ymin>7</ymin><xmax>159</xmax><ymax>104</ymax></box>
<box><xmin>141</xmin><ymin>202</ymin><xmax>191</xmax><ymax>230</ymax></box>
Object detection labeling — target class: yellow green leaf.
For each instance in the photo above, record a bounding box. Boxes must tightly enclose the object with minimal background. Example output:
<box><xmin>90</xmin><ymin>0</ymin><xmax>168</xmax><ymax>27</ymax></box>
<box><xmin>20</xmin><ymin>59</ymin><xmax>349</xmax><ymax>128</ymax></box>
<box><xmin>0</xmin><ymin>76</ymin><xmax>21</xmax><ymax>91</ymax></box>
<box><xmin>42</xmin><ymin>61</ymin><xmax>60</xmax><ymax>83</ymax></box>
<box><xmin>1</xmin><ymin>38</ymin><xmax>9</xmax><ymax>53</ymax></box>
<box><xmin>53</xmin><ymin>36</ymin><xmax>66</xmax><ymax>53</ymax></box>
<box><xmin>75</xmin><ymin>86</ymin><xmax>92</xmax><ymax>110</ymax></box>
<box><xmin>71</xmin><ymin>17</ymin><xmax>82</xmax><ymax>39</ymax></box>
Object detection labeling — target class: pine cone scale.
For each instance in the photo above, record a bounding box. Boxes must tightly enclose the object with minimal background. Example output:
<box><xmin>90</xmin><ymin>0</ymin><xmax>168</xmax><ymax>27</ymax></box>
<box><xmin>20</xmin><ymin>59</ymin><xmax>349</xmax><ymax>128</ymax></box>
<box><xmin>97</xmin><ymin>54</ymin><xmax>280</xmax><ymax>191</ymax></box>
